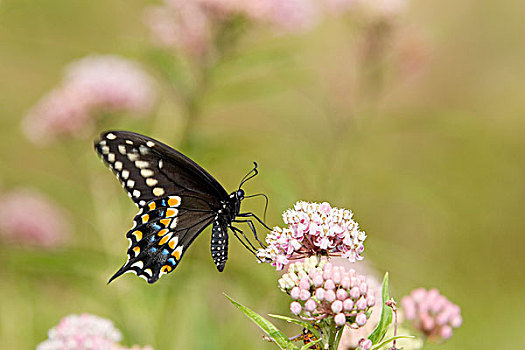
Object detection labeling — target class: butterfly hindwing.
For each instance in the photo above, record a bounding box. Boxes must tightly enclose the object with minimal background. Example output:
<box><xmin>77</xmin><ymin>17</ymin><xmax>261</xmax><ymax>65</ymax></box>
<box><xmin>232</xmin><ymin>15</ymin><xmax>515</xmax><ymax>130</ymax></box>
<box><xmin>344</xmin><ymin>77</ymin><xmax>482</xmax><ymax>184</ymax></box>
<box><xmin>110</xmin><ymin>196</ymin><xmax>216</xmax><ymax>283</ymax></box>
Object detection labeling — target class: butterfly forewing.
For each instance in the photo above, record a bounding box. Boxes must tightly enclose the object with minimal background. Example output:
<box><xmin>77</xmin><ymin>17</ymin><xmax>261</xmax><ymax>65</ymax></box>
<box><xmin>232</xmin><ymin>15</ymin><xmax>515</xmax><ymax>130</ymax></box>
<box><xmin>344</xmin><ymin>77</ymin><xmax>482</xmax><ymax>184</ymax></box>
<box><xmin>94</xmin><ymin>131</ymin><xmax>232</xmax><ymax>283</ymax></box>
<box><xmin>94</xmin><ymin>131</ymin><xmax>228</xmax><ymax>208</ymax></box>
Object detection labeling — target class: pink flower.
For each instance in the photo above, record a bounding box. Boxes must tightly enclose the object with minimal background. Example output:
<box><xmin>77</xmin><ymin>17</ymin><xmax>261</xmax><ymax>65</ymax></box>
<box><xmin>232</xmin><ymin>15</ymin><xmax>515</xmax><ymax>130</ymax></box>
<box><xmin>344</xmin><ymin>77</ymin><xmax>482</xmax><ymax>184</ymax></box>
<box><xmin>37</xmin><ymin>314</ymin><xmax>153</xmax><ymax>350</ymax></box>
<box><xmin>401</xmin><ymin>288</ymin><xmax>462</xmax><ymax>343</ymax></box>
<box><xmin>0</xmin><ymin>189</ymin><xmax>69</xmax><ymax>247</ymax></box>
<box><xmin>23</xmin><ymin>55</ymin><xmax>156</xmax><ymax>145</ymax></box>
<box><xmin>143</xmin><ymin>2</ymin><xmax>211</xmax><ymax>56</ymax></box>
<box><xmin>280</xmin><ymin>257</ymin><xmax>375</xmax><ymax>328</ymax></box>
<box><xmin>257</xmin><ymin>201</ymin><xmax>367</xmax><ymax>269</ymax></box>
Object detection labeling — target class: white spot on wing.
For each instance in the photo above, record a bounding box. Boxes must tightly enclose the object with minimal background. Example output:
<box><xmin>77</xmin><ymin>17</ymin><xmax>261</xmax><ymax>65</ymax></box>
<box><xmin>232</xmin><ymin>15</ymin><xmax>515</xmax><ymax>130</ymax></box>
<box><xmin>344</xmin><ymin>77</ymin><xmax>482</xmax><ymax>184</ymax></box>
<box><xmin>127</xmin><ymin>153</ymin><xmax>139</xmax><ymax>161</ymax></box>
<box><xmin>146</xmin><ymin>141</ymin><xmax>155</xmax><ymax>147</ymax></box>
<box><xmin>153</xmin><ymin>187</ymin><xmax>165</xmax><ymax>196</ymax></box>
<box><xmin>131</xmin><ymin>261</ymin><xmax>144</xmax><ymax>269</ymax></box>
<box><xmin>125</xmin><ymin>140</ymin><xmax>133</xmax><ymax>145</ymax></box>
<box><xmin>141</xmin><ymin>169</ymin><xmax>154</xmax><ymax>177</ymax></box>
<box><xmin>118</xmin><ymin>145</ymin><xmax>127</xmax><ymax>154</ymax></box>
<box><xmin>121</xmin><ymin>170</ymin><xmax>130</xmax><ymax>179</ymax></box>
<box><xmin>139</xmin><ymin>145</ymin><xmax>149</xmax><ymax>155</ymax></box>
<box><xmin>127</xmin><ymin>180</ymin><xmax>135</xmax><ymax>188</ymax></box>
<box><xmin>158</xmin><ymin>160</ymin><xmax>163</xmax><ymax>168</ymax></box>
<box><xmin>106</xmin><ymin>133</ymin><xmax>116</xmax><ymax>140</ymax></box>
<box><xmin>114</xmin><ymin>161</ymin><xmax>123</xmax><ymax>170</ymax></box>
<box><xmin>101</xmin><ymin>146</ymin><xmax>110</xmax><ymax>154</ymax></box>
<box><xmin>135</xmin><ymin>161</ymin><xmax>149</xmax><ymax>169</ymax></box>
<box><xmin>107</xmin><ymin>153</ymin><xmax>115</xmax><ymax>162</ymax></box>
<box><xmin>169</xmin><ymin>217</ymin><xmax>178</xmax><ymax>229</ymax></box>
<box><xmin>146</xmin><ymin>178</ymin><xmax>158</xmax><ymax>187</ymax></box>
<box><xmin>133</xmin><ymin>190</ymin><xmax>141</xmax><ymax>198</ymax></box>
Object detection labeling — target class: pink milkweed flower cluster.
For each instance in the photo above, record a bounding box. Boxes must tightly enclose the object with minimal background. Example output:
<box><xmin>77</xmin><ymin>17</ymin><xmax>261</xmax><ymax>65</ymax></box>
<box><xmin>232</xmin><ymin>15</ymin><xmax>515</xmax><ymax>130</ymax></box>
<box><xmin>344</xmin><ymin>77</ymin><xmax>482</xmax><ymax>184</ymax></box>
<box><xmin>401</xmin><ymin>288</ymin><xmax>462</xmax><ymax>342</ymax></box>
<box><xmin>143</xmin><ymin>0</ymin><xmax>318</xmax><ymax>56</ymax></box>
<box><xmin>0</xmin><ymin>189</ymin><xmax>69</xmax><ymax>247</ymax></box>
<box><xmin>280</xmin><ymin>257</ymin><xmax>375</xmax><ymax>328</ymax></box>
<box><xmin>36</xmin><ymin>314</ymin><xmax>153</xmax><ymax>350</ymax></box>
<box><xmin>23</xmin><ymin>55</ymin><xmax>157</xmax><ymax>145</ymax></box>
<box><xmin>257</xmin><ymin>201</ymin><xmax>366</xmax><ymax>270</ymax></box>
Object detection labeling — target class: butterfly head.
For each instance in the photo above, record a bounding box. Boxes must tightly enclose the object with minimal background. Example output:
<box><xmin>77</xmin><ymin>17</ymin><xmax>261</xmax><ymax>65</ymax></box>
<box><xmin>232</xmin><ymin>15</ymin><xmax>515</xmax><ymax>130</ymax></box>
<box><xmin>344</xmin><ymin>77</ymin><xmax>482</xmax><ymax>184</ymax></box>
<box><xmin>236</xmin><ymin>189</ymin><xmax>245</xmax><ymax>201</ymax></box>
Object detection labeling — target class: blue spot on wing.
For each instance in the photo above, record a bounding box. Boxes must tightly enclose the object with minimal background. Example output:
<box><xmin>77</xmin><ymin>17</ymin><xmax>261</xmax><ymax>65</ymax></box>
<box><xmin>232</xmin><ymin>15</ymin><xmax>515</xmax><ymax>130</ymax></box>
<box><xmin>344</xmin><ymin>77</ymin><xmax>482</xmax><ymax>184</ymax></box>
<box><xmin>162</xmin><ymin>249</ymin><xmax>169</xmax><ymax>255</ymax></box>
<box><xmin>151</xmin><ymin>247</ymin><xmax>157</xmax><ymax>253</ymax></box>
<box><xmin>150</xmin><ymin>236</ymin><xmax>155</xmax><ymax>242</ymax></box>
<box><xmin>152</xmin><ymin>223</ymin><xmax>162</xmax><ymax>231</ymax></box>
<box><xmin>168</xmin><ymin>258</ymin><xmax>176</xmax><ymax>265</ymax></box>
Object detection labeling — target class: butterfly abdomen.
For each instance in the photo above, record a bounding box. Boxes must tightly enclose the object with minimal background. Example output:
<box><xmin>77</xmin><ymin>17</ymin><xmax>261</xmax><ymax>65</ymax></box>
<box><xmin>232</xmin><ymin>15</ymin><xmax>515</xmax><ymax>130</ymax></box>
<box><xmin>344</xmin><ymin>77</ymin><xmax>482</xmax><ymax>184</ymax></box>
<box><xmin>211</xmin><ymin>220</ymin><xmax>229</xmax><ymax>272</ymax></box>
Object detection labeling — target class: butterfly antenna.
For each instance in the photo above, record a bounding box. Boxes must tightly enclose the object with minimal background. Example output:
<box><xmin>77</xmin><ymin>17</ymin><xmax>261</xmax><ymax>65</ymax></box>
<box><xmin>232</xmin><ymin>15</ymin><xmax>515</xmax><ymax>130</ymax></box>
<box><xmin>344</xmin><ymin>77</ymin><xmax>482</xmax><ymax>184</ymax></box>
<box><xmin>244</xmin><ymin>193</ymin><xmax>269</xmax><ymax>222</ymax></box>
<box><xmin>239</xmin><ymin>162</ymin><xmax>258</xmax><ymax>189</ymax></box>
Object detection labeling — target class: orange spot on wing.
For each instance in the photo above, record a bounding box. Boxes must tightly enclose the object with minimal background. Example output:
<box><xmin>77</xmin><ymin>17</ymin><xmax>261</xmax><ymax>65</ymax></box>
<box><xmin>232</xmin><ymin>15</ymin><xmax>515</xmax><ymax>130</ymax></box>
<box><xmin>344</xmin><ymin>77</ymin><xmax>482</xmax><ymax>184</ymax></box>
<box><xmin>168</xmin><ymin>197</ymin><xmax>180</xmax><ymax>207</ymax></box>
<box><xmin>133</xmin><ymin>246</ymin><xmax>140</xmax><ymax>255</ymax></box>
<box><xmin>168</xmin><ymin>238</ymin><xmax>177</xmax><ymax>249</ymax></box>
<box><xmin>141</xmin><ymin>214</ymin><xmax>149</xmax><ymax>223</ymax></box>
<box><xmin>172</xmin><ymin>248</ymin><xmax>182</xmax><ymax>260</ymax></box>
<box><xmin>160</xmin><ymin>219</ymin><xmax>170</xmax><ymax>227</ymax></box>
<box><xmin>148</xmin><ymin>202</ymin><xmax>156</xmax><ymax>210</ymax></box>
<box><xmin>157</xmin><ymin>229</ymin><xmax>169</xmax><ymax>236</ymax></box>
<box><xmin>161</xmin><ymin>265</ymin><xmax>172</xmax><ymax>273</ymax></box>
<box><xmin>159</xmin><ymin>234</ymin><xmax>171</xmax><ymax>245</ymax></box>
<box><xmin>166</xmin><ymin>209</ymin><xmax>177</xmax><ymax>217</ymax></box>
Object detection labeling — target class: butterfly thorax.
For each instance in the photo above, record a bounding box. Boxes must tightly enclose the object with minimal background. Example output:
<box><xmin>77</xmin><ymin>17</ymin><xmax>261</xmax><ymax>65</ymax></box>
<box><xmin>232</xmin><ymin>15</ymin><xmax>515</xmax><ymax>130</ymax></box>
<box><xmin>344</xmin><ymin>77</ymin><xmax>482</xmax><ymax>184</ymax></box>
<box><xmin>217</xmin><ymin>189</ymin><xmax>244</xmax><ymax>225</ymax></box>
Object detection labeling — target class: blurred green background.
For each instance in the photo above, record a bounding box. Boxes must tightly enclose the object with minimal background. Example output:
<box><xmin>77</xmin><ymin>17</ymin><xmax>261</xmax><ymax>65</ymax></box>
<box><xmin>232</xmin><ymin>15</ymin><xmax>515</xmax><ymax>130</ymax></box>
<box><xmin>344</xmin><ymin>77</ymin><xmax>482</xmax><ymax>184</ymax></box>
<box><xmin>1</xmin><ymin>0</ymin><xmax>525</xmax><ymax>349</ymax></box>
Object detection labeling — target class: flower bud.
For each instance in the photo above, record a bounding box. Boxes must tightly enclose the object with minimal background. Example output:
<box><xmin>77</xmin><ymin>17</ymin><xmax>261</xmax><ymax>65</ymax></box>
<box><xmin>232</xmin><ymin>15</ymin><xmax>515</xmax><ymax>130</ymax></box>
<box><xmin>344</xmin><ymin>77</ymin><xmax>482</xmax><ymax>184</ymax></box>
<box><xmin>290</xmin><ymin>301</ymin><xmax>302</xmax><ymax>315</ymax></box>
<box><xmin>358</xmin><ymin>338</ymin><xmax>372</xmax><ymax>350</ymax></box>
<box><xmin>305</xmin><ymin>298</ymin><xmax>317</xmax><ymax>312</ymax></box>
<box><xmin>290</xmin><ymin>287</ymin><xmax>301</xmax><ymax>300</ymax></box>
<box><xmin>341</xmin><ymin>277</ymin><xmax>351</xmax><ymax>289</ymax></box>
<box><xmin>315</xmin><ymin>288</ymin><xmax>325</xmax><ymax>301</ymax></box>
<box><xmin>324</xmin><ymin>279</ymin><xmax>336</xmax><ymax>290</ymax></box>
<box><xmin>334</xmin><ymin>313</ymin><xmax>346</xmax><ymax>326</ymax></box>
<box><xmin>343</xmin><ymin>298</ymin><xmax>354</xmax><ymax>311</ymax></box>
<box><xmin>366</xmin><ymin>295</ymin><xmax>375</xmax><ymax>307</ymax></box>
<box><xmin>333</xmin><ymin>272</ymin><xmax>342</xmax><ymax>284</ymax></box>
<box><xmin>359</xmin><ymin>283</ymin><xmax>368</xmax><ymax>295</ymax></box>
<box><xmin>299</xmin><ymin>276</ymin><xmax>311</xmax><ymax>290</ymax></box>
<box><xmin>299</xmin><ymin>289</ymin><xmax>311</xmax><ymax>301</ymax></box>
<box><xmin>312</xmin><ymin>274</ymin><xmax>324</xmax><ymax>287</ymax></box>
<box><xmin>336</xmin><ymin>288</ymin><xmax>348</xmax><ymax>300</ymax></box>
<box><xmin>450</xmin><ymin>314</ymin><xmax>463</xmax><ymax>328</ymax></box>
<box><xmin>278</xmin><ymin>278</ymin><xmax>286</xmax><ymax>290</ymax></box>
<box><xmin>350</xmin><ymin>286</ymin><xmax>360</xmax><ymax>299</ymax></box>
<box><xmin>325</xmin><ymin>289</ymin><xmax>336</xmax><ymax>303</ymax></box>
<box><xmin>331</xmin><ymin>300</ymin><xmax>343</xmax><ymax>313</ymax></box>
<box><xmin>355</xmin><ymin>313</ymin><xmax>367</xmax><ymax>326</ymax></box>
<box><xmin>350</xmin><ymin>277</ymin><xmax>358</xmax><ymax>288</ymax></box>
<box><xmin>356</xmin><ymin>297</ymin><xmax>367</xmax><ymax>310</ymax></box>
<box><xmin>440</xmin><ymin>325</ymin><xmax>453</xmax><ymax>339</ymax></box>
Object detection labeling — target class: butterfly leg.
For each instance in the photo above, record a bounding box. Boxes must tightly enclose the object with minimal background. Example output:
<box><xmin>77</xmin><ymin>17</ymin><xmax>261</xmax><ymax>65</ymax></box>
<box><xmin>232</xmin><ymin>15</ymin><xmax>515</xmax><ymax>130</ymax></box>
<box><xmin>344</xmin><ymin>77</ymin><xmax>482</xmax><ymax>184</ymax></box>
<box><xmin>232</xmin><ymin>218</ymin><xmax>266</xmax><ymax>248</ymax></box>
<box><xmin>230</xmin><ymin>226</ymin><xmax>259</xmax><ymax>256</ymax></box>
<box><xmin>237</xmin><ymin>212</ymin><xmax>272</xmax><ymax>230</ymax></box>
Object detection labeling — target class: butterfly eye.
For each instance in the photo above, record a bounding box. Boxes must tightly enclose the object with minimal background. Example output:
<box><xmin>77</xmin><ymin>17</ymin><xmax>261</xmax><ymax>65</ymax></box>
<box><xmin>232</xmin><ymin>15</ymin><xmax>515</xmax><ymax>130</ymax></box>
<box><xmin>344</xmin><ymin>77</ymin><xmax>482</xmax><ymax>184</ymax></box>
<box><xmin>237</xmin><ymin>189</ymin><xmax>245</xmax><ymax>199</ymax></box>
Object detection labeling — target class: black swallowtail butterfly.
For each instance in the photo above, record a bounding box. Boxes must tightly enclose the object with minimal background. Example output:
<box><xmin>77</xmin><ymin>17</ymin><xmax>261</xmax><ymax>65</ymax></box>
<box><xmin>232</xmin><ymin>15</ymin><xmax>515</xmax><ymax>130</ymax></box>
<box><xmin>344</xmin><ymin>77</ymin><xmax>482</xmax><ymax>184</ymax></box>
<box><xmin>94</xmin><ymin>131</ymin><xmax>268</xmax><ymax>284</ymax></box>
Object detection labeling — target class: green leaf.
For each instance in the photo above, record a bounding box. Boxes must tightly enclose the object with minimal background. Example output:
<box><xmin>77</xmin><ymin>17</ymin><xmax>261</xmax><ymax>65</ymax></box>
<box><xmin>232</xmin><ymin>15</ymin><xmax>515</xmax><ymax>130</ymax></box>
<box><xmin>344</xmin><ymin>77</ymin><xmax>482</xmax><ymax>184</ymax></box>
<box><xmin>370</xmin><ymin>335</ymin><xmax>415</xmax><ymax>350</ymax></box>
<box><xmin>368</xmin><ymin>272</ymin><xmax>393</xmax><ymax>344</ymax></box>
<box><xmin>268</xmin><ymin>314</ymin><xmax>321</xmax><ymax>339</ymax></box>
<box><xmin>224</xmin><ymin>294</ymin><xmax>299</xmax><ymax>350</ymax></box>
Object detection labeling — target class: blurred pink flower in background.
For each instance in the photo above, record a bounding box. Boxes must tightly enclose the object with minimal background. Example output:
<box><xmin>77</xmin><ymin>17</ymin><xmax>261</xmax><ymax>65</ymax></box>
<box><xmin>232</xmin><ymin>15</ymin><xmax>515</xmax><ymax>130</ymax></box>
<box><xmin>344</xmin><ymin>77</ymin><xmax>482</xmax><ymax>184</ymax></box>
<box><xmin>402</xmin><ymin>288</ymin><xmax>462</xmax><ymax>342</ymax></box>
<box><xmin>22</xmin><ymin>55</ymin><xmax>157</xmax><ymax>145</ymax></box>
<box><xmin>37</xmin><ymin>313</ymin><xmax>153</xmax><ymax>350</ymax></box>
<box><xmin>0</xmin><ymin>189</ymin><xmax>69</xmax><ymax>247</ymax></box>
<box><xmin>144</xmin><ymin>1</ymin><xmax>212</xmax><ymax>56</ymax></box>
<box><xmin>257</xmin><ymin>201</ymin><xmax>367</xmax><ymax>270</ymax></box>
<box><xmin>143</xmin><ymin>0</ymin><xmax>318</xmax><ymax>56</ymax></box>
